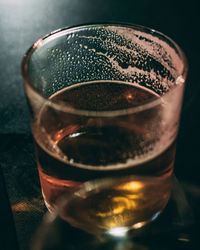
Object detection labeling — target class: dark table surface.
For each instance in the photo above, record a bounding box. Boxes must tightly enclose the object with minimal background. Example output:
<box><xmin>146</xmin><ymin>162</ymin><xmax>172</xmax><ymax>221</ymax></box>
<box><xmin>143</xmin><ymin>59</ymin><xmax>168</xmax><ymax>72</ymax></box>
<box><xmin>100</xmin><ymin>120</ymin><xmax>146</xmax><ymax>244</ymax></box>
<box><xmin>0</xmin><ymin>0</ymin><xmax>200</xmax><ymax>249</ymax></box>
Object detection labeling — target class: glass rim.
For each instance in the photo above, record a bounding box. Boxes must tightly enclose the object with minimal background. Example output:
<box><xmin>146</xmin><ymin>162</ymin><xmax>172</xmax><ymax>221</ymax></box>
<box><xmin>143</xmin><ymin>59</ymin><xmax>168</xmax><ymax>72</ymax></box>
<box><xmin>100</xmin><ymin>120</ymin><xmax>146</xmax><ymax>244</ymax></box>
<box><xmin>21</xmin><ymin>22</ymin><xmax>188</xmax><ymax>117</ymax></box>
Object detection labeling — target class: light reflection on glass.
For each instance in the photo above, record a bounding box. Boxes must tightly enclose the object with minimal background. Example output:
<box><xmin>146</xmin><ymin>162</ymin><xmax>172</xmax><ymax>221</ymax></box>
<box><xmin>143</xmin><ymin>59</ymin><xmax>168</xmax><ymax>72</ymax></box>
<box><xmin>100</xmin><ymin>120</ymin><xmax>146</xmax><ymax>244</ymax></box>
<box><xmin>107</xmin><ymin>227</ymin><xmax>128</xmax><ymax>237</ymax></box>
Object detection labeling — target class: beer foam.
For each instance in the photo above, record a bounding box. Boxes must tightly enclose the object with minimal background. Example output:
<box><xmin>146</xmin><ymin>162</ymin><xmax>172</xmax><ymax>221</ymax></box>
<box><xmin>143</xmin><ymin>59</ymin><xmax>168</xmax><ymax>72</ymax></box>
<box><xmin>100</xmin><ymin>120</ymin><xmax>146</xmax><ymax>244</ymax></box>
<box><xmin>106</xmin><ymin>26</ymin><xmax>183</xmax><ymax>76</ymax></box>
<box><xmin>30</xmin><ymin>24</ymin><xmax>185</xmax><ymax>100</ymax></box>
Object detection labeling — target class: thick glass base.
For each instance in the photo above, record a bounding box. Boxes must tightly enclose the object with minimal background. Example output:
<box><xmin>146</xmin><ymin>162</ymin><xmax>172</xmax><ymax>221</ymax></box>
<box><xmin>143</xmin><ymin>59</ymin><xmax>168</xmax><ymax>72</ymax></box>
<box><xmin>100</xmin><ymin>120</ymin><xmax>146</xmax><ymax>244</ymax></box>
<box><xmin>31</xmin><ymin>176</ymin><xmax>199</xmax><ymax>250</ymax></box>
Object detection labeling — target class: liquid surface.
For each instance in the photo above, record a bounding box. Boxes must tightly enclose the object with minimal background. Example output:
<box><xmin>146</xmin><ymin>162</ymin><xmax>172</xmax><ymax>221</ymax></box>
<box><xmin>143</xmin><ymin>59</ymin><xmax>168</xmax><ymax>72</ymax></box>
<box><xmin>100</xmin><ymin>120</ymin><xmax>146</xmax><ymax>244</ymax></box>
<box><xmin>51</xmin><ymin>81</ymin><xmax>158</xmax><ymax>111</ymax></box>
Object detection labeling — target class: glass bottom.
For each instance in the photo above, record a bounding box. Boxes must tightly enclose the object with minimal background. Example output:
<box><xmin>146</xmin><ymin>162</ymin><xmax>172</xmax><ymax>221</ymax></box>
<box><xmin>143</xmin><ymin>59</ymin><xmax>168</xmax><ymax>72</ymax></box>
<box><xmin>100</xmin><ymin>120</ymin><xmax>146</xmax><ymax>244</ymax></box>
<box><xmin>41</xmin><ymin>172</ymin><xmax>172</xmax><ymax>235</ymax></box>
<box><xmin>31</xmin><ymin>176</ymin><xmax>199</xmax><ymax>250</ymax></box>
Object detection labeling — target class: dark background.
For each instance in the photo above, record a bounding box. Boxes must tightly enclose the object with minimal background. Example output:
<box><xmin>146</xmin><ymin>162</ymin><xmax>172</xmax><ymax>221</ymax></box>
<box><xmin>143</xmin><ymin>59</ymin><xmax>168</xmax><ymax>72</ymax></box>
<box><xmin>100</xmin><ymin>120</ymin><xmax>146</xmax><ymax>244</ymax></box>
<box><xmin>0</xmin><ymin>0</ymin><xmax>199</xmax><ymax>249</ymax></box>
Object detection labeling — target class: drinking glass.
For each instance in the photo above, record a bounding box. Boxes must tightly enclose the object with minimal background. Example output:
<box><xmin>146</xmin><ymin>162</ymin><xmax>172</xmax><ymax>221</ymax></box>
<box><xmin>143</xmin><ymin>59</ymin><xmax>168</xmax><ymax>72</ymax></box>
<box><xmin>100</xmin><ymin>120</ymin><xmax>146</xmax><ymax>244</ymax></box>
<box><xmin>21</xmin><ymin>23</ymin><xmax>187</xmax><ymax>229</ymax></box>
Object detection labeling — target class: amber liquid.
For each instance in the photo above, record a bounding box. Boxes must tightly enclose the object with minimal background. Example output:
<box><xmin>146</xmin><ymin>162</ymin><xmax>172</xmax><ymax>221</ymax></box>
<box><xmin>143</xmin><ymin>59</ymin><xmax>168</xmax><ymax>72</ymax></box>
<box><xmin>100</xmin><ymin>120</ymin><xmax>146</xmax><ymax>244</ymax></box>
<box><xmin>34</xmin><ymin>81</ymin><xmax>175</xmax><ymax>226</ymax></box>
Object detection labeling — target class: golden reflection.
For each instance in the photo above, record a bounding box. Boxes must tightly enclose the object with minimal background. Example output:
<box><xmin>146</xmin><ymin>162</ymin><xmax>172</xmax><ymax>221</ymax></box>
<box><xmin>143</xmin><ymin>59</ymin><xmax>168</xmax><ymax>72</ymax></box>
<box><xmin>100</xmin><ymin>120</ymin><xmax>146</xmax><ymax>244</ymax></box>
<box><xmin>132</xmin><ymin>221</ymin><xmax>147</xmax><ymax>229</ymax></box>
<box><xmin>116</xmin><ymin>181</ymin><xmax>143</xmax><ymax>191</ymax></box>
<box><xmin>12</xmin><ymin>198</ymin><xmax>44</xmax><ymax>212</ymax></box>
<box><xmin>96</xmin><ymin>196</ymin><xmax>136</xmax><ymax>218</ymax></box>
<box><xmin>126</xmin><ymin>93</ymin><xmax>134</xmax><ymax>101</ymax></box>
<box><xmin>95</xmin><ymin>181</ymin><xmax>144</xmax><ymax>220</ymax></box>
<box><xmin>54</xmin><ymin>125</ymin><xmax>80</xmax><ymax>144</ymax></box>
<box><xmin>54</xmin><ymin>128</ymin><xmax>64</xmax><ymax>144</ymax></box>
<box><xmin>12</xmin><ymin>201</ymin><xmax>32</xmax><ymax>212</ymax></box>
